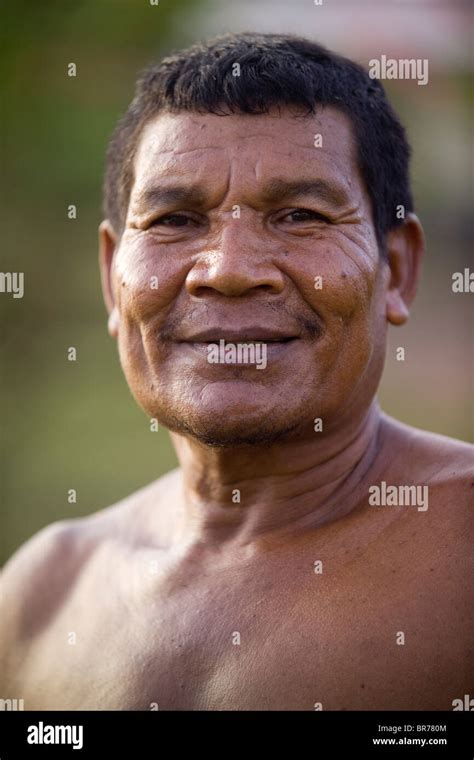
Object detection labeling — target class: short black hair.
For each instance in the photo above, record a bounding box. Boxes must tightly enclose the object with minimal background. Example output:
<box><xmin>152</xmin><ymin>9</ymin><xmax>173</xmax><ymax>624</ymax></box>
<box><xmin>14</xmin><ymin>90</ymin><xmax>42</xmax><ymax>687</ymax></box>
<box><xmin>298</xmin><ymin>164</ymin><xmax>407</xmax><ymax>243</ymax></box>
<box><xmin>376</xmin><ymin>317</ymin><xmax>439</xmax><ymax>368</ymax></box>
<box><xmin>103</xmin><ymin>31</ymin><xmax>414</xmax><ymax>251</ymax></box>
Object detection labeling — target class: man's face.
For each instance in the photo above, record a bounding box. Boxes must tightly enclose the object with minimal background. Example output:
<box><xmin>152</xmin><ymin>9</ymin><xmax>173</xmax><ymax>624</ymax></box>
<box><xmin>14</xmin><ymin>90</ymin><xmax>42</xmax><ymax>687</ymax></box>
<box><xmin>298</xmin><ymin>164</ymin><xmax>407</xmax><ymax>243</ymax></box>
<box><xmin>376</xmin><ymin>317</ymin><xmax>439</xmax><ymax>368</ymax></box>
<box><xmin>102</xmin><ymin>106</ymin><xmax>391</xmax><ymax>446</ymax></box>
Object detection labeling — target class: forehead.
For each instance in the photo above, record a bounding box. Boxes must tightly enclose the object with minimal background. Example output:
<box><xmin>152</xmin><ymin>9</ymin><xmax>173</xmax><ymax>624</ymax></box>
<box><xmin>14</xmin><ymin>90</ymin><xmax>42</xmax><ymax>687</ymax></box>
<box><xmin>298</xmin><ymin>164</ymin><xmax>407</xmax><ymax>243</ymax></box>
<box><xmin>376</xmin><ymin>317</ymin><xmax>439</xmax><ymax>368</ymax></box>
<box><xmin>132</xmin><ymin>106</ymin><xmax>362</xmax><ymax>196</ymax></box>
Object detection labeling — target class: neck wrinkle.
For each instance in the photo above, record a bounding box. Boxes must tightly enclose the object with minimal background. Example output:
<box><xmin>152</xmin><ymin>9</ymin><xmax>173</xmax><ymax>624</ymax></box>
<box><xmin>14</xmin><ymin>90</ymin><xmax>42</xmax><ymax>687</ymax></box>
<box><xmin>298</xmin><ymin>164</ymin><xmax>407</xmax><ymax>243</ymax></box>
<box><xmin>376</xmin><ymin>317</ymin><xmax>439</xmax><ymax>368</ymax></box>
<box><xmin>171</xmin><ymin>401</ymin><xmax>385</xmax><ymax>548</ymax></box>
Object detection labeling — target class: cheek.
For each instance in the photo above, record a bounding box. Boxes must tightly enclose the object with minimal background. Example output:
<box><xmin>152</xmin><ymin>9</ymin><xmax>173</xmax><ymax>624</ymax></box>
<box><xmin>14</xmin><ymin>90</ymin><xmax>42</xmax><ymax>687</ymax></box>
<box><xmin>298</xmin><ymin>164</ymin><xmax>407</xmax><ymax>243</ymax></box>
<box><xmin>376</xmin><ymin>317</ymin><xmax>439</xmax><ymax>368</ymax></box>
<box><xmin>287</xmin><ymin>244</ymin><xmax>377</xmax><ymax>327</ymax></box>
<box><xmin>285</xmin><ymin>245</ymin><xmax>382</xmax><ymax>394</ymax></box>
<box><xmin>113</xmin><ymin>234</ymin><xmax>186</xmax><ymax>322</ymax></box>
<box><xmin>112</xmin><ymin>236</ymin><xmax>186</xmax><ymax>398</ymax></box>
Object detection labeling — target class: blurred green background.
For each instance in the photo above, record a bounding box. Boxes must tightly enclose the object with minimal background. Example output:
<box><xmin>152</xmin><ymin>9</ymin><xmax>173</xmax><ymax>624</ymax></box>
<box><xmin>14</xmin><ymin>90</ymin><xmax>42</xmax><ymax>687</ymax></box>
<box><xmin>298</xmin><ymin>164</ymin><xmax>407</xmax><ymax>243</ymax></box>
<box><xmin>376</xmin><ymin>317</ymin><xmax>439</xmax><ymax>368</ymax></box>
<box><xmin>1</xmin><ymin>0</ymin><xmax>472</xmax><ymax>565</ymax></box>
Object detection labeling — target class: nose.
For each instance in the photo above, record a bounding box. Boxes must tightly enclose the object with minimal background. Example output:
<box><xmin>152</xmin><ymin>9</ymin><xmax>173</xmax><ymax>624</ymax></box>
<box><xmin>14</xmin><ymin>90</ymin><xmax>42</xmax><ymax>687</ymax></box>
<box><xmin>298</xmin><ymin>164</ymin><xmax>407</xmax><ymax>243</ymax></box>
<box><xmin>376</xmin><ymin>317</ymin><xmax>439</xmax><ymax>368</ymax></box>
<box><xmin>185</xmin><ymin>223</ymin><xmax>285</xmax><ymax>298</ymax></box>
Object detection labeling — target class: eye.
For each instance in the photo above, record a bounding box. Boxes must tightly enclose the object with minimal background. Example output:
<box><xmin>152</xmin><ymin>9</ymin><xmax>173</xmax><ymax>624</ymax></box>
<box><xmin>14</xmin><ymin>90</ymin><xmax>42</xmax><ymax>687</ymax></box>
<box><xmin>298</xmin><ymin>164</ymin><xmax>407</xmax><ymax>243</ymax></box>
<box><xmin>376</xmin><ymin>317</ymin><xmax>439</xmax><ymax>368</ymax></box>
<box><xmin>151</xmin><ymin>213</ymin><xmax>195</xmax><ymax>228</ymax></box>
<box><xmin>283</xmin><ymin>208</ymin><xmax>330</xmax><ymax>223</ymax></box>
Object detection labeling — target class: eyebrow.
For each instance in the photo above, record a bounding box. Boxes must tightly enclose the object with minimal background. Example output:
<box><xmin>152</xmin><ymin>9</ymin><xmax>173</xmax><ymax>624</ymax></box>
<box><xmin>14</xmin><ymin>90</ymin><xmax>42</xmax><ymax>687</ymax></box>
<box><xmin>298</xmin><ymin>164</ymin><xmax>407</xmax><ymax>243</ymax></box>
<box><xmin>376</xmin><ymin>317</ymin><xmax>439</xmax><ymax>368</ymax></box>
<box><xmin>135</xmin><ymin>185</ymin><xmax>207</xmax><ymax>212</ymax></box>
<box><xmin>134</xmin><ymin>177</ymin><xmax>350</xmax><ymax>213</ymax></box>
<box><xmin>260</xmin><ymin>178</ymin><xmax>351</xmax><ymax>207</ymax></box>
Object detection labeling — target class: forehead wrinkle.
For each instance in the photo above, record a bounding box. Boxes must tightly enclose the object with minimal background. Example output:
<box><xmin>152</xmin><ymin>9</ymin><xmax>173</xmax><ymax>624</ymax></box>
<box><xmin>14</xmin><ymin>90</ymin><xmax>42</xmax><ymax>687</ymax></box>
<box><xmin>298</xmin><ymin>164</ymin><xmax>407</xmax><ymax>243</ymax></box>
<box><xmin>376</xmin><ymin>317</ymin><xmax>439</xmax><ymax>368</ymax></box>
<box><xmin>132</xmin><ymin>130</ymin><xmax>358</xmax><ymax>213</ymax></box>
<box><xmin>139</xmin><ymin>140</ymin><xmax>318</xmax><ymax>163</ymax></box>
<box><xmin>136</xmin><ymin>106</ymin><xmax>356</xmax><ymax>162</ymax></box>
<box><xmin>136</xmin><ymin>143</ymin><xmax>227</xmax><ymax>162</ymax></box>
<box><xmin>136</xmin><ymin>123</ymin><xmax>328</xmax><ymax>166</ymax></box>
<box><xmin>133</xmin><ymin>184</ymin><xmax>208</xmax><ymax>212</ymax></box>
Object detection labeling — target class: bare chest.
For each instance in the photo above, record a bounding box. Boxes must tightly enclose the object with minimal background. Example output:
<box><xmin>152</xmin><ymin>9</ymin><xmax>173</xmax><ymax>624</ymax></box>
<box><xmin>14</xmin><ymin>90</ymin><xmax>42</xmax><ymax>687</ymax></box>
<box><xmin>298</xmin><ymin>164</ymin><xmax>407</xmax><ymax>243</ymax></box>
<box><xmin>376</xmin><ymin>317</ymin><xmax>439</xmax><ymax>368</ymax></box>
<box><xmin>24</xmin><ymin>538</ymin><xmax>469</xmax><ymax>711</ymax></box>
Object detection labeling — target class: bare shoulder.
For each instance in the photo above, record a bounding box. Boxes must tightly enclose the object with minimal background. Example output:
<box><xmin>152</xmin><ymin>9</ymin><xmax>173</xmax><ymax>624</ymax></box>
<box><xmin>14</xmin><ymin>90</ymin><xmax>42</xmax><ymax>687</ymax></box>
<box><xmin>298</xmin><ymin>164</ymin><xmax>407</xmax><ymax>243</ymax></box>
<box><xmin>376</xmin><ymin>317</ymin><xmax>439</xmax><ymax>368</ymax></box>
<box><xmin>378</xmin><ymin>416</ymin><xmax>473</xmax><ymax>654</ymax></box>
<box><xmin>382</xmin><ymin>413</ymin><xmax>473</xmax><ymax>493</ymax></box>
<box><xmin>0</xmin><ymin>468</ymin><xmax>180</xmax><ymax>644</ymax></box>
<box><xmin>0</xmin><ymin>518</ymin><xmax>92</xmax><ymax>627</ymax></box>
<box><xmin>378</xmin><ymin>413</ymin><xmax>473</xmax><ymax>579</ymax></box>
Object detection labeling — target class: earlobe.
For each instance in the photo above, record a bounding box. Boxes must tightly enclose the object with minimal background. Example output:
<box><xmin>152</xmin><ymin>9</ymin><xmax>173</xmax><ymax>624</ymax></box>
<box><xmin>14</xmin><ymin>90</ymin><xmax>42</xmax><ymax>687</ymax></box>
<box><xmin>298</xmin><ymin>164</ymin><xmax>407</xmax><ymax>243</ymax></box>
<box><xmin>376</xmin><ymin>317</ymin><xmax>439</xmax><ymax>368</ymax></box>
<box><xmin>107</xmin><ymin>309</ymin><xmax>120</xmax><ymax>338</ymax></box>
<box><xmin>385</xmin><ymin>213</ymin><xmax>425</xmax><ymax>327</ymax></box>
<box><xmin>99</xmin><ymin>220</ymin><xmax>120</xmax><ymax>337</ymax></box>
<box><xmin>386</xmin><ymin>291</ymin><xmax>409</xmax><ymax>326</ymax></box>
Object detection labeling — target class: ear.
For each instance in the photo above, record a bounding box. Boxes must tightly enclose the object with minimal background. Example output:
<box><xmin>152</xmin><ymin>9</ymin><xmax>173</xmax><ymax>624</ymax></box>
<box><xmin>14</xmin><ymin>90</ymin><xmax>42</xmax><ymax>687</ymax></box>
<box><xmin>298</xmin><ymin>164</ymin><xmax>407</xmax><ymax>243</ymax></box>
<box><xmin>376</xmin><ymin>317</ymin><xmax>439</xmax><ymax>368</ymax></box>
<box><xmin>99</xmin><ymin>220</ymin><xmax>120</xmax><ymax>338</ymax></box>
<box><xmin>384</xmin><ymin>213</ymin><xmax>425</xmax><ymax>326</ymax></box>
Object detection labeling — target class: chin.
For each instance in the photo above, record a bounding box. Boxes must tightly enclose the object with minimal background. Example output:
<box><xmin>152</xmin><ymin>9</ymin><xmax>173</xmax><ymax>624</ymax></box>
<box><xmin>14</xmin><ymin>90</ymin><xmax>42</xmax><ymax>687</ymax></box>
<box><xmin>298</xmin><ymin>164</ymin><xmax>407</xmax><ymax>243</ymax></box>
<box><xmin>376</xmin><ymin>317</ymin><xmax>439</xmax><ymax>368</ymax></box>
<box><xmin>154</xmin><ymin>405</ymin><xmax>302</xmax><ymax>448</ymax></box>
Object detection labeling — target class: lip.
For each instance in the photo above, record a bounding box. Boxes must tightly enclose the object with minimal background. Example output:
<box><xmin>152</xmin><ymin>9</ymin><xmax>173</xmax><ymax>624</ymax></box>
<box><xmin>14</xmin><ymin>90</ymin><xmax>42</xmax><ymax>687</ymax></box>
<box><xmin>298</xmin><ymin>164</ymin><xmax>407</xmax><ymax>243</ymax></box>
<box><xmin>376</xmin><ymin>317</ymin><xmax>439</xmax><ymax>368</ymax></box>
<box><xmin>176</xmin><ymin>327</ymin><xmax>300</xmax><ymax>343</ymax></box>
<box><xmin>180</xmin><ymin>340</ymin><xmax>297</xmax><ymax>359</ymax></box>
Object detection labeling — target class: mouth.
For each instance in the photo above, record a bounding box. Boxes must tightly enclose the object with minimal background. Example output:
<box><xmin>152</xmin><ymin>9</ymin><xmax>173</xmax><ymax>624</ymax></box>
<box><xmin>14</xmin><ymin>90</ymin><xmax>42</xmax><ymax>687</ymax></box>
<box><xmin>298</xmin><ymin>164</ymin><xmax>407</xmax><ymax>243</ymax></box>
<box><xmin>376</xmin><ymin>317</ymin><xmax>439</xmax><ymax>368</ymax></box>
<box><xmin>173</xmin><ymin>326</ymin><xmax>302</xmax><ymax>364</ymax></box>
<box><xmin>177</xmin><ymin>338</ymin><xmax>299</xmax><ymax>364</ymax></box>
<box><xmin>183</xmin><ymin>337</ymin><xmax>296</xmax><ymax>345</ymax></box>
<box><xmin>176</xmin><ymin>327</ymin><xmax>301</xmax><ymax>344</ymax></box>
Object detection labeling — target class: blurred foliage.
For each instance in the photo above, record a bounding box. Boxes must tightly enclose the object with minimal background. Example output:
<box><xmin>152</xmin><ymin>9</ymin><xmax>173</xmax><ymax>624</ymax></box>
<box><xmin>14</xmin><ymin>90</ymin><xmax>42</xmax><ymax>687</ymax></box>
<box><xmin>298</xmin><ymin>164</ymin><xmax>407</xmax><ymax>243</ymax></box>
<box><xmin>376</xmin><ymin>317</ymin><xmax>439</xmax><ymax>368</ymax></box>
<box><xmin>1</xmin><ymin>0</ymin><xmax>204</xmax><ymax>562</ymax></box>
<box><xmin>1</xmin><ymin>0</ymin><xmax>472</xmax><ymax>564</ymax></box>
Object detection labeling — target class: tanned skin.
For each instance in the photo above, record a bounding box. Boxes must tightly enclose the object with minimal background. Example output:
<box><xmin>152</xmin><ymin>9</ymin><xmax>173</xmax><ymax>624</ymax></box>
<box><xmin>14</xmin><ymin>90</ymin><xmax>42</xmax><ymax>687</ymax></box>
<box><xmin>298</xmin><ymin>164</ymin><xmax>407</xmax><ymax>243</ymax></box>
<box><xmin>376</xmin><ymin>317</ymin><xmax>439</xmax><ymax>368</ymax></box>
<box><xmin>1</xmin><ymin>107</ymin><xmax>472</xmax><ymax>710</ymax></box>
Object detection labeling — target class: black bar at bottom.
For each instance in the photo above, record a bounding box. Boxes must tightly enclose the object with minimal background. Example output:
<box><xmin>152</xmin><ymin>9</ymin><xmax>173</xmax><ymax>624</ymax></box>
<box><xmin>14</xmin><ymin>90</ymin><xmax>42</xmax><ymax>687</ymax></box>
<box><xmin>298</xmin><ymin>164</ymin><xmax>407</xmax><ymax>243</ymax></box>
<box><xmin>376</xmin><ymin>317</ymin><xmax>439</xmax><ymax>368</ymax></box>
<box><xmin>0</xmin><ymin>710</ymin><xmax>472</xmax><ymax>758</ymax></box>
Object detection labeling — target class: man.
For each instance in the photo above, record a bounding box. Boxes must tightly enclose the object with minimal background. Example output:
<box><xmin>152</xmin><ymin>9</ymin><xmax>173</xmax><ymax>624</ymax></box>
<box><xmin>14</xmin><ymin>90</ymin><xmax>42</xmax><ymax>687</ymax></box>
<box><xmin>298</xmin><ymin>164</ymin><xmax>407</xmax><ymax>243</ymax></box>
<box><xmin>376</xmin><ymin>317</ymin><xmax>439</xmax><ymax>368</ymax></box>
<box><xmin>1</xmin><ymin>32</ymin><xmax>472</xmax><ymax>711</ymax></box>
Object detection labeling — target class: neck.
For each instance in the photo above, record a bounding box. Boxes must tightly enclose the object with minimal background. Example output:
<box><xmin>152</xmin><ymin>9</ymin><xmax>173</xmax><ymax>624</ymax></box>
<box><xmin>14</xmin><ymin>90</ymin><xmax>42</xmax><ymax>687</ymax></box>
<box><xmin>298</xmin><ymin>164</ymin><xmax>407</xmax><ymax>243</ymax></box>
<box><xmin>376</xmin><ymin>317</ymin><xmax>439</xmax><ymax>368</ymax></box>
<box><xmin>170</xmin><ymin>401</ymin><xmax>385</xmax><ymax>550</ymax></box>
